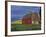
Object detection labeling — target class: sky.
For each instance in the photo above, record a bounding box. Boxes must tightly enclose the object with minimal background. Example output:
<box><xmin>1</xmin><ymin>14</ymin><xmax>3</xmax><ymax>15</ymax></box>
<box><xmin>11</xmin><ymin>5</ymin><xmax>40</xmax><ymax>21</ymax></box>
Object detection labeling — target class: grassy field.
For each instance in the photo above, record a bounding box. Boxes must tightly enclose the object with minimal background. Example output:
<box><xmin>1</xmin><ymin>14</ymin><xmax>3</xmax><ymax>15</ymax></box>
<box><xmin>11</xmin><ymin>20</ymin><xmax>41</xmax><ymax>31</ymax></box>
<box><xmin>11</xmin><ymin>24</ymin><xmax>41</xmax><ymax>31</ymax></box>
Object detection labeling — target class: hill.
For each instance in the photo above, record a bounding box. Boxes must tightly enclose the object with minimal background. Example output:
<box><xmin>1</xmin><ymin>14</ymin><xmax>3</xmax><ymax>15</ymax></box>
<box><xmin>11</xmin><ymin>20</ymin><xmax>22</xmax><ymax>24</ymax></box>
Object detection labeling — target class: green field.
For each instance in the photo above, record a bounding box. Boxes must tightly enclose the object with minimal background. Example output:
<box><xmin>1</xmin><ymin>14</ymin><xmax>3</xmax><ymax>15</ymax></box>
<box><xmin>11</xmin><ymin>20</ymin><xmax>41</xmax><ymax>31</ymax></box>
<box><xmin>11</xmin><ymin>24</ymin><xmax>41</xmax><ymax>31</ymax></box>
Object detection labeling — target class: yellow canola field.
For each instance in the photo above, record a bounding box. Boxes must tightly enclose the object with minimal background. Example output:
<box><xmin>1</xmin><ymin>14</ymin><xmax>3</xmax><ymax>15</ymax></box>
<box><xmin>12</xmin><ymin>20</ymin><xmax>22</xmax><ymax>24</ymax></box>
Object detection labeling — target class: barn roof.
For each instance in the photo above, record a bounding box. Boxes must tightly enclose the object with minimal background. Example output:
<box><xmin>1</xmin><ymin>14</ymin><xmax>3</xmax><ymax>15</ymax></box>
<box><xmin>22</xmin><ymin>12</ymin><xmax>38</xmax><ymax>19</ymax></box>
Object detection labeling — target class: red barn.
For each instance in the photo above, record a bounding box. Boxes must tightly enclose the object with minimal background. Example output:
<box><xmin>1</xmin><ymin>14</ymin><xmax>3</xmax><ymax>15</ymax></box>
<box><xmin>22</xmin><ymin>14</ymin><xmax>32</xmax><ymax>24</ymax></box>
<box><xmin>22</xmin><ymin>12</ymin><xmax>40</xmax><ymax>24</ymax></box>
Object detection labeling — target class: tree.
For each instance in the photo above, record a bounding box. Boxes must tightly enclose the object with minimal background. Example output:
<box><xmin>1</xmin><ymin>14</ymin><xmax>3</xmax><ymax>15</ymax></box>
<box><xmin>39</xmin><ymin>7</ymin><xmax>41</xmax><ymax>24</ymax></box>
